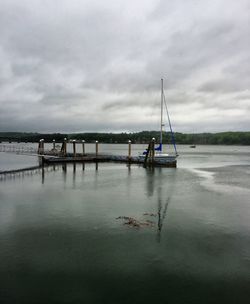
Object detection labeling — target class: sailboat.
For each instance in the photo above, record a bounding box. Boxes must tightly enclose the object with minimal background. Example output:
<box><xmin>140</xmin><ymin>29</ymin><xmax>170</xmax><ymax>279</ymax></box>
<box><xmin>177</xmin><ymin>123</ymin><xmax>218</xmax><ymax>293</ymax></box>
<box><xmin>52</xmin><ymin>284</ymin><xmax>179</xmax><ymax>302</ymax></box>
<box><xmin>139</xmin><ymin>79</ymin><xmax>178</xmax><ymax>166</ymax></box>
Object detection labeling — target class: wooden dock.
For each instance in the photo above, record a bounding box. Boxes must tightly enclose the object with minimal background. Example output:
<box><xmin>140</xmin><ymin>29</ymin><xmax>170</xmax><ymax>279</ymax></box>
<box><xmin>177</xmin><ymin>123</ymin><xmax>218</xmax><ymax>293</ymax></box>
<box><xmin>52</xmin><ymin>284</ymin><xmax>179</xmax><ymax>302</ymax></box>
<box><xmin>37</xmin><ymin>138</ymin><xmax>177</xmax><ymax>167</ymax></box>
<box><xmin>0</xmin><ymin>138</ymin><xmax>177</xmax><ymax>169</ymax></box>
<box><xmin>41</xmin><ymin>153</ymin><xmax>176</xmax><ymax>167</ymax></box>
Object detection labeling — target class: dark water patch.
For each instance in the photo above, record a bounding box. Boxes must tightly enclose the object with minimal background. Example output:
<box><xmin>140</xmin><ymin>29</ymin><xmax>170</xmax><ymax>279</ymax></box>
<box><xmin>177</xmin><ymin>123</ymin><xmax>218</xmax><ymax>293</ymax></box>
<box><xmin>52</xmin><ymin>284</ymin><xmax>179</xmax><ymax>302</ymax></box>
<box><xmin>1</xmin><ymin>271</ymin><xmax>250</xmax><ymax>304</ymax></box>
<box><xmin>1</xmin><ymin>218</ymin><xmax>250</xmax><ymax>303</ymax></box>
<box><xmin>1</xmin><ymin>158</ymin><xmax>250</xmax><ymax>303</ymax></box>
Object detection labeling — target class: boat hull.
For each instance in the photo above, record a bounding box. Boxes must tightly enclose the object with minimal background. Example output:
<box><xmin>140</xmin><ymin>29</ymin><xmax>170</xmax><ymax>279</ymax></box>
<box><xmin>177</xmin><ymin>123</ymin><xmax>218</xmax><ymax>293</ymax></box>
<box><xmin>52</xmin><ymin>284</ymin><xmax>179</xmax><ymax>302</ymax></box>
<box><xmin>138</xmin><ymin>154</ymin><xmax>177</xmax><ymax>167</ymax></box>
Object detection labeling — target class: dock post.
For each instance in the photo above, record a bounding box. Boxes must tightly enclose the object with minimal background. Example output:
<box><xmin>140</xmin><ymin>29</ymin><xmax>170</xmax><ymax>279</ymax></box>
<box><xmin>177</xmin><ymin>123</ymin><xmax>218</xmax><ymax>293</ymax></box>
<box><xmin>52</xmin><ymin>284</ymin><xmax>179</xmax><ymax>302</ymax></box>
<box><xmin>149</xmin><ymin>141</ymin><xmax>152</xmax><ymax>160</ymax></box>
<box><xmin>53</xmin><ymin>139</ymin><xmax>56</xmax><ymax>150</ymax></box>
<box><xmin>95</xmin><ymin>141</ymin><xmax>99</xmax><ymax>158</ymax></box>
<box><xmin>38</xmin><ymin>140</ymin><xmax>42</xmax><ymax>154</ymax></box>
<box><xmin>82</xmin><ymin>140</ymin><xmax>85</xmax><ymax>155</ymax></box>
<box><xmin>64</xmin><ymin>138</ymin><xmax>67</xmax><ymax>156</ymax></box>
<box><xmin>41</xmin><ymin>139</ymin><xmax>44</xmax><ymax>154</ymax></box>
<box><xmin>73</xmin><ymin>140</ymin><xmax>76</xmax><ymax>158</ymax></box>
<box><xmin>151</xmin><ymin>138</ymin><xmax>155</xmax><ymax>163</ymax></box>
<box><xmin>144</xmin><ymin>141</ymin><xmax>151</xmax><ymax>165</ymax></box>
<box><xmin>128</xmin><ymin>140</ymin><xmax>131</xmax><ymax>161</ymax></box>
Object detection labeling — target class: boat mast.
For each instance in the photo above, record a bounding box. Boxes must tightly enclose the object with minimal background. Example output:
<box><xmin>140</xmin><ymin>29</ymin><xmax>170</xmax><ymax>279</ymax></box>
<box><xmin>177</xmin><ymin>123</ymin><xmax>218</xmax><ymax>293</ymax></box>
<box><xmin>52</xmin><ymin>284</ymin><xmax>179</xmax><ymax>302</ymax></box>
<box><xmin>160</xmin><ymin>78</ymin><xmax>164</xmax><ymax>149</ymax></box>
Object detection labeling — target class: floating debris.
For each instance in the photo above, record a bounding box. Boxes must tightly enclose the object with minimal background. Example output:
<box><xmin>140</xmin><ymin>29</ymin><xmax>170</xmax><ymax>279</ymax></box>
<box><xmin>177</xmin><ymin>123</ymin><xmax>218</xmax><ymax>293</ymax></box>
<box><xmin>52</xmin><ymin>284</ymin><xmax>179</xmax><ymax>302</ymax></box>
<box><xmin>116</xmin><ymin>216</ymin><xmax>133</xmax><ymax>220</ymax></box>
<box><xmin>143</xmin><ymin>213</ymin><xmax>157</xmax><ymax>217</ymax></box>
<box><xmin>116</xmin><ymin>216</ymin><xmax>155</xmax><ymax>228</ymax></box>
<box><xmin>124</xmin><ymin>218</ymin><xmax>141</xmax><ymax>228</ymax></box>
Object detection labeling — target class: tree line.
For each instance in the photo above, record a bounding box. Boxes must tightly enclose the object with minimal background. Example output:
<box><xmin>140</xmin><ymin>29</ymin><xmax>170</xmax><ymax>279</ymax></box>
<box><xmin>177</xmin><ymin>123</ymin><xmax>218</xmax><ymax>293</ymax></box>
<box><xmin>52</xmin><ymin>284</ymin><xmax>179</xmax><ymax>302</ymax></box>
<box><xmin>0</xmin><ymin>131</ymin><xmax>250</xmax><ymax>145</ymax></box>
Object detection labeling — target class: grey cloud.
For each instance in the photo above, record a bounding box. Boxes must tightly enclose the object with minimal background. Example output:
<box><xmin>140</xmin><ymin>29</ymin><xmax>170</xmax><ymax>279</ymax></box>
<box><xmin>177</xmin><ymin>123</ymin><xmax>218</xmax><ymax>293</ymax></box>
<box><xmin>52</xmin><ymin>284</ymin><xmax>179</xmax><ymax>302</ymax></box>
<box><xmin>199</xmin><ymin>80</ymin><xmax>242</xmax><ymax>93</ymax></box>
<box><xmin>102</xmin><ymin>100</ymin><xmax>142</xmax><ymax>111</ymax></box>
<box><xmin>199</xmin><ymin>56</ymin><xmax>250</xmax><ymax>93</ymax></box>
<box><xmin>0</xmin><ymin>0</ymin><xmax>249</xmax><ymax>132</ymax></box>
<box><xmin>39</xmin><ymin>93</ymin><xmax>85</xmax><ymax>107</ymax></box>
<box><xmin>101</xmin><ymin>92</ymin><xmax>160</xmax><ymax>111</ymax></box>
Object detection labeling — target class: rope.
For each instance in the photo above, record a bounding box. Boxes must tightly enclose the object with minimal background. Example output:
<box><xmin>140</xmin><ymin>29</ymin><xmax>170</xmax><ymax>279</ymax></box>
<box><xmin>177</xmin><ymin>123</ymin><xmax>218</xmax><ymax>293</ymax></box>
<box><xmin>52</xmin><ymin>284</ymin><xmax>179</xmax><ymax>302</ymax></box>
<box><xmin>163</xmin><ymin>92</ymin><xmax>178</xmax><ymax>156</ymax></box>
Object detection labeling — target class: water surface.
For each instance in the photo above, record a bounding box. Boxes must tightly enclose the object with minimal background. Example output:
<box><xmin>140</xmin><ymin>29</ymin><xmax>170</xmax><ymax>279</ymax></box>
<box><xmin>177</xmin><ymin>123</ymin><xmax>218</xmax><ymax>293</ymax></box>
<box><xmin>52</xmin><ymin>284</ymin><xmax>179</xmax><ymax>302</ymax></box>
<box><xmin>0</xmin><ymin>145</ymin><xmax>250</xmax><ymax>303</ymax></box>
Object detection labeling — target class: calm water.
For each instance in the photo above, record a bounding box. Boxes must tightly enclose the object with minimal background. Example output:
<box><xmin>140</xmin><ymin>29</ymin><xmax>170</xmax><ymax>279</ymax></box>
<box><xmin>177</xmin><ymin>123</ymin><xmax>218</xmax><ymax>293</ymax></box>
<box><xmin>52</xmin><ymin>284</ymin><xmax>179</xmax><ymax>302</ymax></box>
<box><xmin>0</xmin><ymin>145</ymin><xmax>250</xmax><ymax>303</ymax></box>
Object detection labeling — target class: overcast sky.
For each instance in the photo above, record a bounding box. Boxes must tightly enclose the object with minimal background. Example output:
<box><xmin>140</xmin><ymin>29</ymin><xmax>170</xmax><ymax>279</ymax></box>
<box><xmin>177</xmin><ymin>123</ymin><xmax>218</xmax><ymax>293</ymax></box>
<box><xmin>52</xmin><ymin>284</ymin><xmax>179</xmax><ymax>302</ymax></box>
<box><xmin>0</xmin><ymin>0</ymin><xmax>249</xmax><ymax>133</ymax></box>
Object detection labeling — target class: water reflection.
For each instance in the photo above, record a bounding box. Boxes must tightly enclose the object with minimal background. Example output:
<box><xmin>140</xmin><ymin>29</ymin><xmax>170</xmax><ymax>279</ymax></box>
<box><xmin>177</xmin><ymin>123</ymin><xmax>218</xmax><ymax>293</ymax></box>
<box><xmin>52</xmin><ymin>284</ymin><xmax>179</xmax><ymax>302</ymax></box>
<box><xmin>0</xmin><ymin>165</ymin><xmax>56</xmax><ymax>183</ymax></box>
<box><xmin>1</xmin><ymin>149</ymin><xmax>250</xmax><ymax>304</ymax></box>
<box><xmin>145</xmin><ymin>166</ymin><xmax>156</xmax><ymax>197</ymax></box>
<box><xmin>62</xmin><ymin>163</ymin><xmax>67</xmax><ymax>173</ymax></box>
<box><xmin>144</xmin><ymin>167</ymin><xmax>177</xmax><ymax>242</ymax></box>
<box><xmin>73</xmin><ymin>163</ymin><xmax>76</xmax><ymax>188</ymax></box>
<box><xmin>157</xmin><ymin>190</ymin><xmax>170</xmax><ymax>242</ymax></box>
<box><xmin>42</xmin><ymin>167</ymin><xmax>45</xmax><ymax>184</ymax></box>
<box><xmin>1</xmin><ymin>161</ymin><xmax>176</xmax><ymax>245</ymax></box>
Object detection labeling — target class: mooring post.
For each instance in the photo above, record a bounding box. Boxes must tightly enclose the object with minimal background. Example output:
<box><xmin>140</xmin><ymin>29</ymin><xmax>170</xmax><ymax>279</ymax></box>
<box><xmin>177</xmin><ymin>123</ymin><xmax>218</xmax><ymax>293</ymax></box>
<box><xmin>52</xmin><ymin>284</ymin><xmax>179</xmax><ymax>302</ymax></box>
<box><xmin>60</xmin><ymin>142</ymin><xmax>64</xmax><ymax>154</ymax></box>
<box><xmin>73</xmin><ymin>140</ymin><xmax>76</xmax><ymax>158</ymax></box>
<box><xmin>151</xmin><ymin>138</ymin><xmax>155</xmax><ymax>163</ymax></box>
<box><xmin>149</xmin><ymin>141</ymin><xmax>152</xmax><ymax>160</ymax></box>
<box><xmin>128</xmin><ymin>140</ymin><xmax>131</xmax><ymax>160</ymax></box>
<box><xmin>64</xmin><ymin>138</ymin><xmax>67</xmax><ymax>156</ymax></box>
<box><xmin>82</xmin><ymin>140</ymin><xmax>85</xmax><ymax>155</ymax></box>
<box><xmin>95</xmin><ymin>141</ymin><xmax>99</xmax><ymax>158</ymax></box>
<box><xmin>144</xmin><ymin>141</ymin><xmax>151</xmax><ymax>165</ymax></box>
<box><xmin>53</xmin><ymin>139</ymin><xmax>56</xmax><ymax>150</ymax></box>
<box><xmin>41</xmin><ymin>139</ymin><xmax>44</xmax><ymax>154</ymax></box>
<box><xmin>38</xmin><ymin>140</ymin><xmax>42</xmax><ymax>154</ymax></box>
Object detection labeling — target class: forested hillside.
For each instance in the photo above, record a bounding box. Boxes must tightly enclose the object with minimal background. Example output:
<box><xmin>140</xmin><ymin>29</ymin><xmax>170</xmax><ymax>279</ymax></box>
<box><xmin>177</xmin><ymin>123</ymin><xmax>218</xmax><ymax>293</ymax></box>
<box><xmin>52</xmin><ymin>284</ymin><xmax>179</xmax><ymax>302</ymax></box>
<box><xmin>1</xmin><ymin>131</ymin><xmax>250</xmax><ymax>145</ymax></box>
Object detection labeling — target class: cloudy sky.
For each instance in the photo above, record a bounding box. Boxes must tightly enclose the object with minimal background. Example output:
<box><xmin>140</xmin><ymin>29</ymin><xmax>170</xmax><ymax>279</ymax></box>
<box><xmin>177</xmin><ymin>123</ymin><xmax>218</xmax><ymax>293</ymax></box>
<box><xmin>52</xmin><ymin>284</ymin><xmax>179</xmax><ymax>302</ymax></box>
<box><xmin>0</xmin><ymin>0</ymin><xmax>249</xmax><ymax>133</ymax></box>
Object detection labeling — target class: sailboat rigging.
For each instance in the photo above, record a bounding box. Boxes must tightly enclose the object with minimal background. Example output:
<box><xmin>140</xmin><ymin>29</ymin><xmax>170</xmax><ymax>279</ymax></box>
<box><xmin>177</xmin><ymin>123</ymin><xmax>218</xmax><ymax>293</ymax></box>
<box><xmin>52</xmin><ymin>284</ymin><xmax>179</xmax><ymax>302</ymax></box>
<box><xmin>139</xmin><ymin>79</ymin><xmax>178</xmax><ymax>165</ymax></box>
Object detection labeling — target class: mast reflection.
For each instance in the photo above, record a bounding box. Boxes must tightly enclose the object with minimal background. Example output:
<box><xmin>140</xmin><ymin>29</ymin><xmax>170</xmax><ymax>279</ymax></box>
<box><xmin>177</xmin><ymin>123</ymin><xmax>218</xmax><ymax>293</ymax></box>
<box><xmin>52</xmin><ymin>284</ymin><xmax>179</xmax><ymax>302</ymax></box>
<box><xmin>157</xmin><ymin>187</ymin><xmax>170</xmax><ymax>242</ymax></box>
<box><xmin>144</xmin><ymin>167</ymin><xmax>176</xmax><ymax>242</ymax></box>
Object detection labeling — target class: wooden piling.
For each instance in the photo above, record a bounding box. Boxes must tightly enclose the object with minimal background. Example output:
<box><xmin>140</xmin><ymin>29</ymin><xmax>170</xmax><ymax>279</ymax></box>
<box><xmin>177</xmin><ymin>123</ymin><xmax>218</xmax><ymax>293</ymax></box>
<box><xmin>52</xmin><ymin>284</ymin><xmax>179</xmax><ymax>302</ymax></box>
<box><xmin>95</xmin><ymin>141</ymin><xmax>99</xmax><ymax>157</ymax></box>
<box><xmin>38</xmin><ymin>140</ymin><xmax>41</xmax><ymax>154</ymax></box>
<box><xmin>64</xmin><ymin>138</ymin><xmax>67</xmax><ymax>156</ymax></box>
<box><xmin>60</xmin><ymin>142</ymin><xmax>64</xmax><ymax>154</ymax></box>
<box><xmin>53</xmin><ymin>139</ymin><xmax>56</xmax><ymax>150</ymax></box>
<box><xmin>128</xmin><ymin>140</ymin><xmax>131</xmax><ymax>160</ymax></box>
<box><xmin>144</xmin><ymin>141</ymin><xmax>151</xmax><ymax>165</ymax></box>
<box><xmin>73</xmin><ymin>140</ymin><xmax>76</xmax><ymax>158</ymax></box>
<box><xmin>151</xmin><ymin>138</ymin><xmax>155</xmax><ymax>163</ymax></box>
<box><xmin>82</xmin><ymin>140</ymin><xmax>85</xmax><ymax>155</ymax></box>
<box><xmin>40</xmin><ymin>139</ymin><xmax>44</xmax><ymax>154</ymax></box>
<box><xmin>149</xmin><ymin>141</ymin><xmax>152</xmax><ymax>160</ymax></box>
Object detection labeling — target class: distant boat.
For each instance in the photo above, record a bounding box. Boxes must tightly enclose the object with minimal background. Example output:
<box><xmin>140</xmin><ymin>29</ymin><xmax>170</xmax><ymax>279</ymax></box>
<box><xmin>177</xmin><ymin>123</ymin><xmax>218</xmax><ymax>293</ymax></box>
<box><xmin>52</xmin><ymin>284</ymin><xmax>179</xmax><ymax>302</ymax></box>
<box><xmin>139</xmin><ymin>79</ymin><xmax>178</xmax><ymax>165</ymax></box>
<box><xmin>190</xmin><ymin>145</ymin><xmax>196</xmax><ymax>148</ymax></box>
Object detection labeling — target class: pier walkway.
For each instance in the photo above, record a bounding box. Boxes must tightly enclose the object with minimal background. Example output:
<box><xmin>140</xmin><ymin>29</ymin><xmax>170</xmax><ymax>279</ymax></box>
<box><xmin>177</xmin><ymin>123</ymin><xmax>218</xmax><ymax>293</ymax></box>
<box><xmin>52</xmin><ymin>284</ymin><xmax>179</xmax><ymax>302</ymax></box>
<box><xmin>0</xmin><ymin>139</ymin><xmax>177</xmax><ymax>171</ymax></box>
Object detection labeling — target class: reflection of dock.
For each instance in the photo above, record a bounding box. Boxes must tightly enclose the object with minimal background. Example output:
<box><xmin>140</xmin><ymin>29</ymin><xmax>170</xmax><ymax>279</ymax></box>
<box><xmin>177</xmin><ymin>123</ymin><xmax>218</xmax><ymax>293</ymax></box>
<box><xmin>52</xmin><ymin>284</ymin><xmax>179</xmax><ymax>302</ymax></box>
<box><xmin>0</xmin><ymin>165</ymin><xmax>41</xmax><ymax>175</ymax></box>
<box><xmin>0</xmin><ymin>164</ymin><xmax>60</xmax><ymax>182</ymax></box>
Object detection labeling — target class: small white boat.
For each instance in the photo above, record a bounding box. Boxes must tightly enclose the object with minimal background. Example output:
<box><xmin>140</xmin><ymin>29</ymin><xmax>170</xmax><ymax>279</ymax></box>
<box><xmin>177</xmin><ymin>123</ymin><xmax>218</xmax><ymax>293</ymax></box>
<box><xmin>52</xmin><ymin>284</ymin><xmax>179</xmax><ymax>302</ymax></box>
<box><xmin>139</xmin><ymin>79</ymin><xmax>178</xmax><ymax>166</ymax></box>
